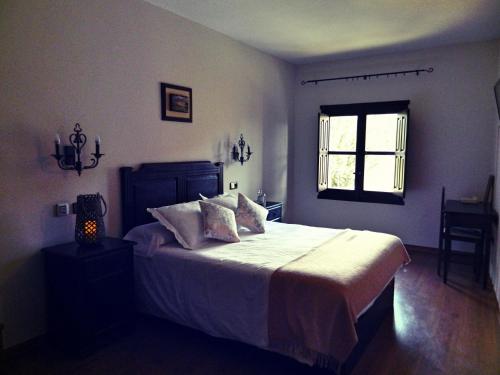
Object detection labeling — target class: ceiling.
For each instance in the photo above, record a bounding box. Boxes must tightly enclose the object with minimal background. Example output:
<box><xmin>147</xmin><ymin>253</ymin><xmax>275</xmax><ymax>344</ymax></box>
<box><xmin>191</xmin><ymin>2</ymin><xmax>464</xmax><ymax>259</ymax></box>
<box><xmin>145</xmin><ymin>0</ymin><xmax>500</xmax><ymax>64</ymax></box>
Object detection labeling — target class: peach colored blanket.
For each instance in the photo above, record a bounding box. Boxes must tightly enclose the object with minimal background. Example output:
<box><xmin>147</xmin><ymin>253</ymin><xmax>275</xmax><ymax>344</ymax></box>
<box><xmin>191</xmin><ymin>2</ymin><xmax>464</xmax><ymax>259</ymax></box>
<box><xmin>268</xmin><ymin>229</ymin><xmax>410</xmax><ymax>366</ymax></box>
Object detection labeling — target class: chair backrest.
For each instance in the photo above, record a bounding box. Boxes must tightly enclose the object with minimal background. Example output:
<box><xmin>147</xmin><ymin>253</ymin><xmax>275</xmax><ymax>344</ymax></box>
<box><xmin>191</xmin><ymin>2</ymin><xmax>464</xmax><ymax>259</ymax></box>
<box><xmin>483</xmin><ymin>175</ymin><xmax>494</xmax><ymax>208</ymax></box>
<box><xmin>440</xmin><ymin>187</ymin><xmax>446</xmax><ymax>233</ymax></box>
<box><xmin>440</xmin><ymin>186</ymin><xmax>446</xmax><ymax>213</ymax></box>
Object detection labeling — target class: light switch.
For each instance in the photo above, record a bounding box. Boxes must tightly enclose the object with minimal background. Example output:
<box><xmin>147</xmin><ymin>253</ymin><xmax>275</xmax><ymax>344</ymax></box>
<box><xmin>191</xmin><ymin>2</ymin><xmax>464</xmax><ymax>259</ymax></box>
<box><xmin>55</xmin><ymin>203</ymin><xmax>70</xmax><ymax>217</ymax></box>
<box><xmin>229</xmin><ymin>181</ymin><xmax>238</xmax><ymax>190</ymax></box>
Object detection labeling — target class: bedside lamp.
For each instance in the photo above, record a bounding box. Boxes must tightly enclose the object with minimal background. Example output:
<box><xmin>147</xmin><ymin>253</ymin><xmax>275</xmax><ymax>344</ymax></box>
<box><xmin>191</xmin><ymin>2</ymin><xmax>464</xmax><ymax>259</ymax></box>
<box><xmin>75</xmin><ymin>193</ymin><xmax>107</xmax><ymax>246</ymax></box>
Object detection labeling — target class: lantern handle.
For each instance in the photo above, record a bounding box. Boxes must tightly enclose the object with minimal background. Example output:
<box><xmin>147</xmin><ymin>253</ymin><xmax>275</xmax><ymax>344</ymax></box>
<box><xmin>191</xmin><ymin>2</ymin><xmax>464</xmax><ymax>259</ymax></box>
<box><xmin>99</xmin><ymin>193</ymin><xmax>108</xmax><ymax>217</ymax></box>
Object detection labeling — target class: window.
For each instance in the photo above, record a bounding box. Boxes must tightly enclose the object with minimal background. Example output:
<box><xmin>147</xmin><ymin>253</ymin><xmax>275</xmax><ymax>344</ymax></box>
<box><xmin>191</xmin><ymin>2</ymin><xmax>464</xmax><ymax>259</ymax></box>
<box><xmin>317</xmin><ymin>100</ymin><xmax>409</xmax><ymax>205</ymax></box>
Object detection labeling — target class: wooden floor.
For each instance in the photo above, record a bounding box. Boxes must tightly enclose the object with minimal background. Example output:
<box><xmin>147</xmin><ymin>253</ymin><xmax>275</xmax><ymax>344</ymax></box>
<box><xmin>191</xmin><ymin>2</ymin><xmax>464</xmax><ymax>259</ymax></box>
<box><xmin>2</xmin><ymin>252</ymin><xmax>499</xmax><ymax>375</ymax></box>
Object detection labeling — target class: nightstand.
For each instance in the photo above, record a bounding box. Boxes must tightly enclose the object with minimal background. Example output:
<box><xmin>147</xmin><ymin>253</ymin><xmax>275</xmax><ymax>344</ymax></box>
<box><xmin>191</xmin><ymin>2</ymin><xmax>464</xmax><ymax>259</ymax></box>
<box><xmin>0</xmin><ymin>322</ymin><xmax>4</xmax><ymax>352</ymax></box>
<box><xmin>42</xmin><ymin>238</ymin><xmax>135</xmax><ymax>355</ymax></box>
<box><xmin>265</xmin><ymin>201</ymin><xmax>283</xmax><ymax>222</ymax></box>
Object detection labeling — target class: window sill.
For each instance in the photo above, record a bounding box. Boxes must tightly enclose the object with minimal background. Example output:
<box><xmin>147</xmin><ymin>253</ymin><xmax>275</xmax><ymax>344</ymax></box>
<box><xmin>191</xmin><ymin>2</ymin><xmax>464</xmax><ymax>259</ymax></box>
<box><xmin>317</xmin><ymin>189</ymin><xmax>405</xmax><ymax>205</ymax></box>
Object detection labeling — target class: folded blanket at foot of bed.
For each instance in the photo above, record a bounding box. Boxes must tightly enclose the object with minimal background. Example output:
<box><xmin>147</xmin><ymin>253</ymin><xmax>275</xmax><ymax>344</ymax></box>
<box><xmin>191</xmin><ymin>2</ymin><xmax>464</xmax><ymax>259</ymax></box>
<box><xmin>268</xmin><ymin>229</ymin><xmax>410</xmax><ymax>367</ymax></box>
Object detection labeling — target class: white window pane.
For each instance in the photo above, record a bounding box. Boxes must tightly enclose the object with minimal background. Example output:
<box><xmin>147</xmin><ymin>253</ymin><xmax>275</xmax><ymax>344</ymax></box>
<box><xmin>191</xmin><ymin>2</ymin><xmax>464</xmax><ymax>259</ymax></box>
<box><xmin>328</xmin><ymin>155</ymin><xmax>355</xmax><ymax>190</ymax></box>
<box><xmin>364</xmin><ymin>155</ymin><xmax>395</xmax><ymax>192</ymax></box>
<box><xmin>365</xmin><ymin>114</ymin><xmax>398</xmax><ymax>152</ymax></box>
<box><xmin>329</xmin><ymin>116</ymin><xmax>357</xmax><ymax>152</ymax></box>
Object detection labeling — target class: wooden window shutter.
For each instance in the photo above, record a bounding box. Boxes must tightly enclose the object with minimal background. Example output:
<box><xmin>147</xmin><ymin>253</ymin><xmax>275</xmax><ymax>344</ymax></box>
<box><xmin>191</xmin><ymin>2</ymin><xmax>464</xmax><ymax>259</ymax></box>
<box><xmin>318</xmin><ymin>113</ymin><xmax>329</xmax><ymax>192</ymax></box>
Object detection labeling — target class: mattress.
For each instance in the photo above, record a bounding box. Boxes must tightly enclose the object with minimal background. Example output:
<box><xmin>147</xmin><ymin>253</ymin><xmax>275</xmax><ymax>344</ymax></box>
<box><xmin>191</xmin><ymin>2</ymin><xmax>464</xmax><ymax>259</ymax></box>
<box><xmin>134</xmin><ymin>221</ymin><xmax>343</xmax><ymax>348</ymax></box>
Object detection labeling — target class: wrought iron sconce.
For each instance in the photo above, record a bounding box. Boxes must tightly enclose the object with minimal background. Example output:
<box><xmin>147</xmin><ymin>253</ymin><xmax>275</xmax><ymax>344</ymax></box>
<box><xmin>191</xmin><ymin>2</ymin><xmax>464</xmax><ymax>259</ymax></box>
<box><xmin>232</xmin><ymin>134</ymin><xmax>252</xmax><ymax>165</ymax></box>
<box><xmin>51</xmin><ymin>123</ymin><xmax>104</xmax><ymax>176</ymax></box>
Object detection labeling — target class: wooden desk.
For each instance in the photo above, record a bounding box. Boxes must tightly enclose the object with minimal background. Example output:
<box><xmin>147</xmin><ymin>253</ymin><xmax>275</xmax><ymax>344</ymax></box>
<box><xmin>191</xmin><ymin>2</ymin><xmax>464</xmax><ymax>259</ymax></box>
<box><xmin>443</xmin><ymin>200</ymin><xmax>497</xmax><ymax>289</ymax></box>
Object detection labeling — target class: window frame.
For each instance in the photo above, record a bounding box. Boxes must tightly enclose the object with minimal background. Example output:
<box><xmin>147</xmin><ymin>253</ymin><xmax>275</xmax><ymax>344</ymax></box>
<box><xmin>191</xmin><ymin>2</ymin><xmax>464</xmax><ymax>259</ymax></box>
<box><xmin>317</xmin><ymin>100</ymin><xmax>410</xmax><ymax>205</ymax></box>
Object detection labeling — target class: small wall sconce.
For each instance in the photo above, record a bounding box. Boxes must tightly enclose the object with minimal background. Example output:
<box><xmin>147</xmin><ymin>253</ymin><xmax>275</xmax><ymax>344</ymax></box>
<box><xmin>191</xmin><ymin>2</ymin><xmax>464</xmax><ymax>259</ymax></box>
<box><xmin>51</xmin><ymin>123</ymin><xmax>104</xmax><ymax>176</ymax></box>
<box><xmin>232</xmin><ymin>134</ymin><xmax>252</xmax><ymax>165</ymax></box>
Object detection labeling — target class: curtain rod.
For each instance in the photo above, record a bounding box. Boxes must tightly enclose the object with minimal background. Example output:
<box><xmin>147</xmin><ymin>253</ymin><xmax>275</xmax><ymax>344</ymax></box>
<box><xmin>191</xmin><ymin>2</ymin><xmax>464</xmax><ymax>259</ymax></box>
<box><xmin>300</xmin><ymin>67</ymin><xmax>434</xmax><ymax>86</ymax></box>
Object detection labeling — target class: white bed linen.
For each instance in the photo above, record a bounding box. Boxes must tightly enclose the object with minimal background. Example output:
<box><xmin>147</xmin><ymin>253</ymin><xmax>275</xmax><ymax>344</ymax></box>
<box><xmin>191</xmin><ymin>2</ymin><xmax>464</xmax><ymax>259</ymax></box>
<box><xmin>134</xmin><ymin>221</ymin><xmax>341</xmax><ymax>348</ymax></box>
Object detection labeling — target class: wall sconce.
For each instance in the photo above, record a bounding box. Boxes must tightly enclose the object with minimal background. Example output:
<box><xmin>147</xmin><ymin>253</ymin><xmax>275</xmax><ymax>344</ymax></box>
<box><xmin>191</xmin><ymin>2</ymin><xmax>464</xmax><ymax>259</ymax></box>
<box><xmin>51</xmin><ymin>123</ymin><xmax>104</xmax><ymax>176</ymax></box>
<box><xmin>232</xmin><ymin>134</ymin><xmax>252</xmax><ymax>165</ymax></box>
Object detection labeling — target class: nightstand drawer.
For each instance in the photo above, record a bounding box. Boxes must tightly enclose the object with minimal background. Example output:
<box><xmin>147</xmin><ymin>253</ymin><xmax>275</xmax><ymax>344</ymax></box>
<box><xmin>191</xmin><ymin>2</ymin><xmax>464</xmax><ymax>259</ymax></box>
<box><xmin>84</xmin><ymin>250</ymin><xmax>131</xmax><ymax>281</ymax></box>
<box><xmin>84</xmin><ymin>272</ymin><xmax>133</xmax><ymax>332</ymax></box>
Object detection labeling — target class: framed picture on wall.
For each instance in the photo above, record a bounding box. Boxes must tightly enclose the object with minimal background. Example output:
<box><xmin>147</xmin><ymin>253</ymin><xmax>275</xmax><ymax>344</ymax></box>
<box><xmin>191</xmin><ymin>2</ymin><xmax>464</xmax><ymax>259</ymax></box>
<box><xmin>160</xmin><ymin>82</ymin><xmax>192</xmax><ymax>122</ymax></box>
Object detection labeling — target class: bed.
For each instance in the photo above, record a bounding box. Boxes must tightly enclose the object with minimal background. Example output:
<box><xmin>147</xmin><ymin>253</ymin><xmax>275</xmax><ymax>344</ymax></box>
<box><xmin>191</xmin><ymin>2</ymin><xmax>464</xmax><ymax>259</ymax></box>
<box><xmin>120</xmin><ymin>161</ymin><xmax>410</xmax><ymax>374</ymax></box>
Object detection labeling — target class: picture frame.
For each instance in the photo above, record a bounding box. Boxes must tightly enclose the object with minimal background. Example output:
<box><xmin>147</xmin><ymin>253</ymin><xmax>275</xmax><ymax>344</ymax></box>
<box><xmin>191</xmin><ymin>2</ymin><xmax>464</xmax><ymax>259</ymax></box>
<box><xmin>160</xmin><ymin>82</ymin><xmax>192</xmax><ymax>122</ymax></box>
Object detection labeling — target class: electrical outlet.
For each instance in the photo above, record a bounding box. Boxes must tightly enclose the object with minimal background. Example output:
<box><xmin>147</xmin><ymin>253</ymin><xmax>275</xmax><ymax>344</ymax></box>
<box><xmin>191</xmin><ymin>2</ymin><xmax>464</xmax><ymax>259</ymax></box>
<box><xmin>229</xmin><ymin>181</ymin><xmax>238</xmax><ymax>190</ymax></box>
<box><xmin>55</xmin><ymin>202</ymin><xmax>70</xmax><ymax>217</ymax></box>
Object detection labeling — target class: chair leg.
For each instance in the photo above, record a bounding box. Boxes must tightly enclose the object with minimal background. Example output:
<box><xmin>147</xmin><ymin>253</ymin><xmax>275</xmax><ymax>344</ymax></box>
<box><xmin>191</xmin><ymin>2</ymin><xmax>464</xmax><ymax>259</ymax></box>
<box><xmin>437</xmin><ymin>234</ymin><xmax>443</xmax><ymax>276</ymax></box>
<box><xmin>483</xmin><ymin>234</ymin><xmax>491</xmax><ymax>290</ymax></box>
<box><xmin>474</xmin><ymin>239</ymin><xmax>482</xmax><ymax>282</ymax></box>
<box><xmin>443</xmin><ymin>236</ymin><xmax>451</xmax><ymax>284</ymax></box>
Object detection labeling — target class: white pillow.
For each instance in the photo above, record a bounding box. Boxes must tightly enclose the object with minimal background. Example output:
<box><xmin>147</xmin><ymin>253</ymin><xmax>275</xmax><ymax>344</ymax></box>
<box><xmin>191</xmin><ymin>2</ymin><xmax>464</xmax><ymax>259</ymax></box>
<box><xmin>147</xmin><ymin>201</ymin><xmax>206</xmax><ymax>250</ymax></box>
<box><xmin>199</xmin><ymin>193</ymin><xmax>238</xmax><ymax>212</ymax></box>
<box><xmin>236</xmin><ymin>193</ymin><xmax>268</xmax><ymax>233</ymax></box>
<box><xmin>123</xmin><ymin>222</ymin><xmax>176</xmax><ymax>257</ymax></box>
<box><xmin>199</xmin><ymin>201</ymin><xmax>240</xmax><ymax>243</ymax></box>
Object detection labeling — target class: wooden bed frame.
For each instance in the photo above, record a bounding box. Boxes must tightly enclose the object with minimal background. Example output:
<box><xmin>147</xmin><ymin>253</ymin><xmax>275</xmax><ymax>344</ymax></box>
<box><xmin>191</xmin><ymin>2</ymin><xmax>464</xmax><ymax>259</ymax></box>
<box><xmin>120</xmin><ymin>161</ymin><xmax>394</xmax><ymax>374</ymax></box>
<box><xmin>120</xmin><ymin>161</ymin><xmax>223</xmax><ymax>235</ymax></box>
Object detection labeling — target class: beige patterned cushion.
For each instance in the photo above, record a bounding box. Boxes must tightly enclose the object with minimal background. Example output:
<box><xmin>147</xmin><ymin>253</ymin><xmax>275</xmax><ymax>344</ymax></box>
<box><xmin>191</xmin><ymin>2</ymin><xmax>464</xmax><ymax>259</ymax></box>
<box><xmin>199</xmin><ymin>201</ymin><xmax>240</xmax><ymax>243</ymax></box>
<box><xmin>147</xmin><ymin>201</ymin><xmax>206</xmax><ymax>250</ymax></box>
<box><xmin>236</xmin><ymin>193</ymin><xmax>268</xmax><ymax>233</ymax></box>
<box><xmin>200</xmin><ymin>193</ymin><xmax>238</xmax><ymax>212</ymax></box>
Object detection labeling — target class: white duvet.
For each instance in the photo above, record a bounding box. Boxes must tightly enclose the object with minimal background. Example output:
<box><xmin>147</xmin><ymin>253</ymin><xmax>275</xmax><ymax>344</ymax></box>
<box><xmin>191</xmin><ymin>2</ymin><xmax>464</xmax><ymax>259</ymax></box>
<box><xmin>134</xmin><ymin>221</ymin><xmax>342</xmax><ymax>348</ymax></box>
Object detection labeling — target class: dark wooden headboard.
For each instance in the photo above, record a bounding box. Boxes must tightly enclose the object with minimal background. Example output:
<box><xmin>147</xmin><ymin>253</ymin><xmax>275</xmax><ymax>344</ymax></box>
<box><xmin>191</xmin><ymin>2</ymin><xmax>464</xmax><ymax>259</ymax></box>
<box><xmin>120</xmin><ymin>161</ymin><xmax>224</xmax><ymax>235</ymax></box>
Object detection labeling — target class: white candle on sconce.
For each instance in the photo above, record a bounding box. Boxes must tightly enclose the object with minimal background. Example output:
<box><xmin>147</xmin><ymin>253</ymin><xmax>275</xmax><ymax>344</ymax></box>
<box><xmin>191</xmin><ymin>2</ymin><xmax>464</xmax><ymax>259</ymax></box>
<box><xmin>54</xmin><ymin>133</ymin><xmax>61</xmax><ymax>158</ymax></box>
<box><xmin>95</xmin><ymin>135</ymin><xmax>101</xmax><ymax>155</ymax></box>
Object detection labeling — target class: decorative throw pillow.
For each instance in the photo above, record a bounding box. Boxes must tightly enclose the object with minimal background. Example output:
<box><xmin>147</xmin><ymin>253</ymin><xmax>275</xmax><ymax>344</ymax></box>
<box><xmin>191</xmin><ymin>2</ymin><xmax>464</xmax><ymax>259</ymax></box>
<box><xmin>199</xmin><ymin>193</ymin><xmax>238</xmax><ymax>212</ymax></box>
<box><xmin>236</xmin><ymin>193</ymin><xmax>268</xmax><ymax>233</ymax></box>
<box><xmin>123</xmin><ymin>222</ymin><xmax>176</xmax><ymax>257</ymax></box>
<box><xmin>199</xmin><ymin>201</ymin><xmax>240</xmax><ymax>243</ymax></box>
<box><xmin>147</xmin><ymin>201</ymin><xmax>206</xmax><ymax>250</ymax></box>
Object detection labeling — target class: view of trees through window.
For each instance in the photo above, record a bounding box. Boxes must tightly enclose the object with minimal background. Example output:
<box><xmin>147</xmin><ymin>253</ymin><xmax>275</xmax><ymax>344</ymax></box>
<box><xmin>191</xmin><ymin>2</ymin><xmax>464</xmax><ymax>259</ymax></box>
<box><xmin>328</xmin><ymin>116</ymin><xmax>356</xmax><ymax>190</ymax></box>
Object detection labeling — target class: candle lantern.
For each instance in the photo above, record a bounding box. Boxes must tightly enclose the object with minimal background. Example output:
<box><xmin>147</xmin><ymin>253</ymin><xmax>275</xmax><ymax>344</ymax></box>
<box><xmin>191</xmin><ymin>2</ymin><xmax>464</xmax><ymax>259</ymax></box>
<box><xmin>75</xmin><ymin>193</ymin><xmax>107</xmax><ymax>246</ymax></box>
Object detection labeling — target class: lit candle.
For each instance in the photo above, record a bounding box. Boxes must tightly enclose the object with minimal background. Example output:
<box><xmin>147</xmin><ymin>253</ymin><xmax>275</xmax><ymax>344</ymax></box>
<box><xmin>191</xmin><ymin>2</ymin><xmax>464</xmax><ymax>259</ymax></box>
<box><xmin>84</xmin><ymin>220</ymin><xmax>97</xmax><ymax>237</ymax></box>
<box><xmin>55</xmin><ymin>134</ymin><xmax>61</xmax><ymax>144</ymax></box>
<box><xmin>95</xmin><ymin>135</ymin><xmax>101</xmax><ymax>155</ymax></box>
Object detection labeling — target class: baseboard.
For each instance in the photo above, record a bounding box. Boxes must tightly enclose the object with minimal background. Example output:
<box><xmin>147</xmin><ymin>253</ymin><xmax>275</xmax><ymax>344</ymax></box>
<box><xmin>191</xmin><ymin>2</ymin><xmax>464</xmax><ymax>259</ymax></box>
<box><xmin>404</xmin><ymin>244</ymin><xmax>479</xmax><ymax>259</ymax></box>
<box><xmin>404</xmin><ymin>244</ymin><xmax>438</xmax><ymax>254</ymax></box>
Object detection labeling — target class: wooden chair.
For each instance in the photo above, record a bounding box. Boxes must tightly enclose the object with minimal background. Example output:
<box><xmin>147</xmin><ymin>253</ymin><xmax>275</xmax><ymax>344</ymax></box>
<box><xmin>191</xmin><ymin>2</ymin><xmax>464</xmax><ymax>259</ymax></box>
<box><xmin>437</xmin><ymin>176</ymin><xmax>494</xmax><ymax>283</ymax></box>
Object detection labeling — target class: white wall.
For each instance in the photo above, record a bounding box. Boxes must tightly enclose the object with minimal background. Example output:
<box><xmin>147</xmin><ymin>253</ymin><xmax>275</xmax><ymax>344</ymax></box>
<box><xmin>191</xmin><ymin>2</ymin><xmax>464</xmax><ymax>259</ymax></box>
<box><xmin>291</xmin><ymin>41</ymin><xmax>499</xmax><ymax>248</ymax></box>
<box><xmin>0</xmin><ymin>0</ymin><xmax>294</xmax><ymax>347</ymax></box>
